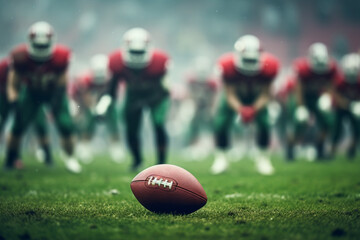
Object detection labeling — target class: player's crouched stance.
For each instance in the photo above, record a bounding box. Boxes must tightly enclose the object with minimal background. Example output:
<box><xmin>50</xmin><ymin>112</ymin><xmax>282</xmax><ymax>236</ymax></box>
<box><xmin>4</xmin><ymin>22</ymin><xmax>82</xmax><ymax>173</ymax></box>
<box><xmin>288</xmin><ymin>43</ymin><xmax>338</xmax><ymax>161</ymax></box>
<box><xmin>211</xmin><ymin>35</ymin><xmax>279</xmax><ymax>175</ymax></box>
<box><xmin>331</xmin><ymin>53</ymin><xmax>360</xmax><ymax>159</ymax></box>
<box><xmin>96</xmin><ymin>28</ymin><xmax>170</xmax><ymax>172</ymax></box>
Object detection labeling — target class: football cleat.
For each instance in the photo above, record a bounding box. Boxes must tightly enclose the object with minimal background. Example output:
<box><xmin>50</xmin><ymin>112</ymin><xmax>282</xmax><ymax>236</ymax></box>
<box><xmin>64</xmin><ymin>157</ymin><xmax>82</xmax><ymax>173</ymax></box>
<box><xmin>28</xmin><ymin>21</ymin><xmax>54</xmax><ymax>61</ymax></box>
<box><xmin>76</xmin><ymin>142</ymin><xmax>93</xmax><ymax>164</ymax></box>
<box><xmin>210</xmin><ymin>151</ymin><xmax>229</xmax><ymax>175</ymax></box>
<box><xmin>234</xmin><ymin>35</ymin><xmax>262</xmax><ymax>75</ymax></box>
<box><xmin>254</xmin><ymin>155</ymin><xmax>274</xmax><ymax>176</ymax></box>
<box><xmin>122</xmin><ymin>28</ymin><xmax>152</xmax><ymax>69</ymax></box>
<box><xmin>308</xmin><ymin>43</ymin><xmax>330</xmax><ymax>73</ymax></box>
<box><xmin>109</xmin><ymin>143</ymin><xmax>126</xmax><ymax>164</ymax></box>
<box><xmin>35</xmin><ymin>148</ymin><xmax>45</xmax><ymax>163</ymax></box>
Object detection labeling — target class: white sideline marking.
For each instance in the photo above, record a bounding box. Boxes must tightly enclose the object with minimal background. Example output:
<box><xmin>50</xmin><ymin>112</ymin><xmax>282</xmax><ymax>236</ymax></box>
<box><xmin>225</xmin><ymin>192</ymin><xmax>287</xmax><ymax>200</ymax></box>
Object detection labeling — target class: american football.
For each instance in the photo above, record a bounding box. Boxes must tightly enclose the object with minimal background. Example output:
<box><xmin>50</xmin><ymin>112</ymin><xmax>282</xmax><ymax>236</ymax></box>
<box><xmin>1</xmin><ymin>0</ymin><xmax>360</xmax><ymax>239</ymax></box>
<box><xmin>130</xmin><ymin>164</ymin><xmax>207</xmax><ymax>214</ymax></box>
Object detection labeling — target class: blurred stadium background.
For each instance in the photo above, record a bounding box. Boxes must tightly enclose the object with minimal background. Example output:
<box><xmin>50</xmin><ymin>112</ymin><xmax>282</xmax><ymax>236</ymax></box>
<box><xmin>1</xmin><ymin>0</ymin><xmax>359</xmax><ymax>78</ymax></box>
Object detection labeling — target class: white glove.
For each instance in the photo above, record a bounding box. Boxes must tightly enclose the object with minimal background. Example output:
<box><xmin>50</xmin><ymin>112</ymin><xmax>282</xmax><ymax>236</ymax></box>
<box><xmin>295</xmin><ymin>105</ymin><xmax>309</xmax><ymax>122</ymax></box>
<box><xmin>95</xmin><ymin>95</ymin><xmax>112</xmax><ymax>116</ymax></box>
<box><xmin>69</xmin><ymin>99</ymin><xmax>79</xmax><ymax>117</ymax></box>
<box><xmin>317</xmin><ymin>93</ymin><xmax>332</xmax><ymax>112</ymax></box>
<box><xmin>350</xmin><ymin>101</ymin><xmax>360</xmax><ymax>117</ymax></box>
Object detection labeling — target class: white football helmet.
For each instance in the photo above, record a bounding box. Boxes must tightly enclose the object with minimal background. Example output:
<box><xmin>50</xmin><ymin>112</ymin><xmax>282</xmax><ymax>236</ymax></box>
<box><xmin>308</xmin><ymin>43</ymin><xmax>330</xmax><ymax>73</ymax></box>
<box><xmin>341</xmin><ymin>53</ymin><xmax>360</xmax><ymax>83</ymax></box>
<box><xmin>90</xmin><ymin>54</ymin><xmax>108</xmax><ymax>84</ymax></box>
<box><xmin>122</xmin><ymin>28</ymin><xmax>152</xmax><ymax>69</ymax></box>
<box><xmin>193</xmin><ymin>56</ymin><xmax>211</xmax><ymax>81</ymax></box>
<box><xmin>234</xmin><ymin>35</ymin><xmax>262</xmax><ymax>75</ymax></box>
<box><xmin>28</xmin><ymin>21</ymin><xmax>55</xmax><ymax>61</ymax></box>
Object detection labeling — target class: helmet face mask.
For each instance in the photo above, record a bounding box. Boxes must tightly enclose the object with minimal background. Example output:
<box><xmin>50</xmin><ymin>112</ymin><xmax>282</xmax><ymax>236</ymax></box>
<box><xmin>123</xmin><ymin>28</ymin><xmax>152</xmax><ymax>69</ymax></box>
<box><xmin>28</xmin><ymin>21</ymin><xmax>54</xmax><ymax>61</ymax></box>
<box><xmin>308</xmin><ymin>43</ymin><xmax>330</xmax><ymax>74</ymax></box>
<box><xmin>234</xmin><ymin>35</ymin><xmax>262</xmax><ymax>75</ymax></box>
<box><xmin>90</xmin><ymin>54</ymin><xmax>108</xmax><ymax>84</ymax></box>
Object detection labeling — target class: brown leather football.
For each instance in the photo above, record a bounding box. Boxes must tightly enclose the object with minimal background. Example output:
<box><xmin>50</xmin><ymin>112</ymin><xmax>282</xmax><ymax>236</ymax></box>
<box><xmin>130</xmin><ymin>164</ymin><xmax>207</xmax><ymax>215</ymax></box>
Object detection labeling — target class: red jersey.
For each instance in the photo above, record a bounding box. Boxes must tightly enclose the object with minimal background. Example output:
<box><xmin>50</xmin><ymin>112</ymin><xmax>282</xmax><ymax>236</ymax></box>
<box><xmin>334</xmin><ymin>71</ymin><xmax>360</xmax><ymax>101</ymax></box>
<box><xmin>11</xmin><ymin>44</ymin><xmax>71</xmax><ymax>93</ymax></box>
<box><xmin>0</xmin><ymin>58</ymin><xmax>10</xmax><ymax>93</ymax></box>
<box><xmin>293</xmin><ymin>57</ymin><xmax>338</xmax><ymax>96</ymax></box>
<box><xmin>218</xmin><ymin>52</ymin><xmax>279</xmax><ymax>103</ymax></box>
<box><xmin>108</xmin><ymin>49</ymin><xmax>169</xmax><ymax>95</ymax></box>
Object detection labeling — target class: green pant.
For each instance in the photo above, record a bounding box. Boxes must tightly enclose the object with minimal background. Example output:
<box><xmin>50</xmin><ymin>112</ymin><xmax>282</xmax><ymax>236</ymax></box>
<box><xmin>214</xmin><ymin>94</ymin><xmax>270</xmax><ymax>150</ymax></box>
<box><xmin>0</xmin><ymin>94</ymin><xmax>11</xmax><ymax>133</ymax></box>
<box><xmin>11</xmin><ymin>88</ymin><xmax>74</xmax><ymax>138</ymax></box>
<box><xmin>332</xmin><ymin>108</ymin><xmax>360</xmax><ymax>145</ymax></box>
<box><xmin>80</xmin><ymin>103</ymin><xmax>119</xmax><ymax>140</ymax></box>
<box><xmin>294</xmin><ymin>96</ymin><xmax>334</xmax><ymax>138</ymax></box>
<box><xmin>1</xmin><ymin>94</ymin><xmax>48</xmax><ymax>136</ymax></box>
<box><xmin>124</xmin><ymin>89</ymin><xmax>169</xmax><ymax>165</ymax></box>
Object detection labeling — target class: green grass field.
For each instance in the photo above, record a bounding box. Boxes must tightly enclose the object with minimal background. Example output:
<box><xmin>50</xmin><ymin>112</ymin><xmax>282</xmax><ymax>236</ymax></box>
<box><xmin>0</xmin><ymin>154</ymin><xmax>360</xmax><ymax>240</ymax></box>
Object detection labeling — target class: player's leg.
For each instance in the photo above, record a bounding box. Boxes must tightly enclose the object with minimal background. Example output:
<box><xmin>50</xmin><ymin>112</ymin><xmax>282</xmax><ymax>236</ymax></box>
<box><xmin>347</xmin><ymin>110</ymin><xmax>359</xmax><ymax>159</ymax></box>
<box><xmin>105</xmin><ymin>102</ymin><xmax>125</xmax><ymax>163</ymax></box>
<box><xmin>5</xmin><ymin>90</ymin><xmax>39</xmax><ymax>169</ymax></box>
<box><xmin>0</xmin><ymin>95</ymin><xmax>11</xmax><ymax>136</ymax></box>
<box><xmin>254</xmin><ymin>107</ymin><xmax>274</xmax><ymax>175</ymax></box>
<box><xmin>313</xmin><ymin>105</ymin><xmax>333</xmax><ymax>160</ymax></box>
<box><xmin>331</xmin><ymin>108</ymin><xmax>344</xmax><ymax>158</ymax></box>
<box><xmin>76</xmin><ymin>107</ymin><xmax>95</xmax><ymax>164</ymax></box>
<box><xmin>33</xmin><ymin>107</ymin><xmax>53</xmax><ymax>166</ymax></box>
<box><xmin>184</xmin><ymin>108</ymin><xmax>201</xmax><ymax>146</ymax></box>
<box><xmin>149</xmin><ymin>97</ymin><xmax>170</xmax><ymax>165</ymax></box>
<box><xmin>286</xmin><ymin>95</ymin><xmax>303</xmax><ymax>161</ymax></box>
<box><xmin>124</xmin><ymin>96</ymin><xmax>143</xmax><ymax>171</ymax></box>
<box><xmin>211</xmin><ymin>95</ymin><xmax>235</xmax><ymax>174</ymax></box>
<box><xmin>50</xmin><ymin>93</ymin><xmax>81</xmax><ymax>173</ymax></box>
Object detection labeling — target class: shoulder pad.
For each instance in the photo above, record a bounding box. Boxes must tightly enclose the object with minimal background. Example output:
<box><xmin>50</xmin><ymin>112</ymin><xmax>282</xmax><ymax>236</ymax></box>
<box><xmin>147</xmin><ymin>49</ymin><xmax>169</xmax><ymax>76</ymax></box>
<box><xmin>11</xmin><ymin>44</ymin><xmax>29</xmax><ymax>69</ymax></box>
<box><xmin>52</xmin><ymin>45</ymin><xmax>71</xmax><ymax>71</ymax></box>
<box><xmin>0</xmin><ymin>58</ymin><xmax>10</xmax><ymax>85</ymax></box>
<box><xmin>334</xmin><ymin>70</ymin><xmax>345</xmax><ymax>87</ymax></box>
<box><xmin>293</xmin><ymin>58</ymin><xmax>310</xmax><ymax>78</ymax></box>
<box><xmin>0</xmin><ymin>58</ymin><xmax>9</xmax><ymax>74</ymax></box>
<box><xmin>108</xmin><ymin>50</ymin><xmax>124</xmax><ymax>75</ymax></box>
<box><xmin>260</xmin><ymin>53</ymin><xmax>280</xmax><ymax>78</ymax></box>
<box><xmin>218</xmin><ymin>53</ymin><xmax>236</xmax><ymax>79</ymax></box>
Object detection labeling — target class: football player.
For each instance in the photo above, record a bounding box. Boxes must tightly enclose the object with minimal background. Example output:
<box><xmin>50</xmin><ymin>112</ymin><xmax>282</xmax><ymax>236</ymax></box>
<box><xmin>0</xmin><ymin>57</ymin><xmax>53</xmax><ymax>167</ymax></box>
<box><xmin>332</xmin><ymin>53</ymin><xmax>360</xmax><ymax>159</ymax></box>
<box><xmin>183</xmin><ymin>56</ymin><xmax>218</xmax><ymax>159</ymax></box>
<box><xmin>211</xmin><ymin>35</ymin><xmax>279</xmax><ymax>175</ymax></box>
<box><xmin>73</xmin><ymin>54</ymin><xmax>125</xmax><ymax>163</ymax></box>
<box><xmin>4</xmin><ymin>21</ymin><xmax>81</xmax><ymax>173</ymax></box>
<box><xmin>288</xmin><ymin>43</ymin><xmax>338</xmax><ymax>160</ymax></box>
<box><xmin>96</xmin><ymin>28</ymin><xmax>170</xmax><ymax>171</ymax></box>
